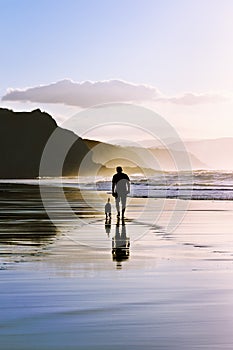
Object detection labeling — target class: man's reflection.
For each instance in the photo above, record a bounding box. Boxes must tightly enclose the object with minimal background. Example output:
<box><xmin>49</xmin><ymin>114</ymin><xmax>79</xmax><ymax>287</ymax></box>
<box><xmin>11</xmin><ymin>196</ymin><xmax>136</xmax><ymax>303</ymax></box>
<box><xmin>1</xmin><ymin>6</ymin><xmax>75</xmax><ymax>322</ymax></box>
<box><xmin>112</xmin><ymin>218</ymin><xmax>130</xmax><ymax>269</ymax></box>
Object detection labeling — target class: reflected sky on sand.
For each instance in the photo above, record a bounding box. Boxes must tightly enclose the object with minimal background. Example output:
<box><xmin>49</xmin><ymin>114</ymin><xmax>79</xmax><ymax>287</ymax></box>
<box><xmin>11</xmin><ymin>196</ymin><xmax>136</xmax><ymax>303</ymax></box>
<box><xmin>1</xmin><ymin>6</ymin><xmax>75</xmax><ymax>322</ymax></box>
<box><xmin>0</xmin><ymin>184</ymin><xmax>56</xmax><ymax>234</ymax></box>
<box><xmin>0</xmin><ymin>182</ymin><xmax>160</xmax><ymax>271</ymax></box>
<box><xmin>0</xmin><ymin>184</ymin><xmax>58</xmax><ymax>264</ymax></box>
<box><xmin>1</xmin><ymin>183</ymin><xmax>233</xmax><ymax>350</ymax></box>
<box><xmin>2</xmin><ymin>182</ymin><xmax>233</xmax><ymax>273</ymax></box>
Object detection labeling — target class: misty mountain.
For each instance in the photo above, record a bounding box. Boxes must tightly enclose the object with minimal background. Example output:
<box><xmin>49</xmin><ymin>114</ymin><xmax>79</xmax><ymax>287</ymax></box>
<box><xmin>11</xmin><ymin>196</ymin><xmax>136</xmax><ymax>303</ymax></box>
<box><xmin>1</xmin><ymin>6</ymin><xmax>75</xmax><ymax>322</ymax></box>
<box><xmin>84</xmin><ymin>139</ymin><xmax>205</xmax><ymax>172</ymax></box>
<box><xmin>168</xmin><ymin>138</ymin><xmax>233</xmax><ymax>170</ymax></box>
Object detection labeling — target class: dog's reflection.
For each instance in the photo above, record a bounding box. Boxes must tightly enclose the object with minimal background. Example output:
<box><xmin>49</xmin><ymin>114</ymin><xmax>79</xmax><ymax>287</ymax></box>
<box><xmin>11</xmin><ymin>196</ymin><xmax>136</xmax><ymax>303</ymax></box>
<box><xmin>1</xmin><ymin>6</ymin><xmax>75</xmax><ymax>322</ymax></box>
<box><xmin>105</xmin><ymin>217</ymin><xmax>111</xmax><ymax>237</ymax></box>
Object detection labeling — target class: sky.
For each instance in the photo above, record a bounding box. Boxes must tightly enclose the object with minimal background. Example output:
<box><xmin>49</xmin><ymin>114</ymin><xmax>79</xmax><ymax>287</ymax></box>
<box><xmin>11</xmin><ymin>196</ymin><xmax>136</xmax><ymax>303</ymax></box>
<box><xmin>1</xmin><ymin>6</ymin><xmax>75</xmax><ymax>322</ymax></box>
<box><xmin>1</xmin><ymin>0</ymin><xmax>233</xmax><ymax>141</ymax></box>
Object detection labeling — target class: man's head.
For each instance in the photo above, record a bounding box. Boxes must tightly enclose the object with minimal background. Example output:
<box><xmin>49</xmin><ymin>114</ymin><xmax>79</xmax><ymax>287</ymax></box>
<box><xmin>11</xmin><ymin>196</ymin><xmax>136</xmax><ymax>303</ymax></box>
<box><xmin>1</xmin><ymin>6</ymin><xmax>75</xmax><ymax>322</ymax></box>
<box><xmin>116</xmin><ymin>166</ymin><xmax>123</xmax><ymax>173</ymax></box>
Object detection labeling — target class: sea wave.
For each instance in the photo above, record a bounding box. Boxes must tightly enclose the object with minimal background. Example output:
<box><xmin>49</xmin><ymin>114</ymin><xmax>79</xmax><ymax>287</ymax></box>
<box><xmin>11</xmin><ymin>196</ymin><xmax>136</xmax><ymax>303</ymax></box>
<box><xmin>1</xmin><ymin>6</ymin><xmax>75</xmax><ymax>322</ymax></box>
<box><xmin>1</xmin><ymin>170</ymin><xmax>233</xmax><ymax>200</ymax></box>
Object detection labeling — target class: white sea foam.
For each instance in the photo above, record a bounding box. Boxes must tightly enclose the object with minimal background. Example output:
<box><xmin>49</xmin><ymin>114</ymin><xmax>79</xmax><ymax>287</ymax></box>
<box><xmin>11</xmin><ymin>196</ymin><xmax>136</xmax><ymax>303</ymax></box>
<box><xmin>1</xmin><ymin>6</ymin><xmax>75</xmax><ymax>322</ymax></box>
<box><xmin>1</xmin><ymin>170</ymin><xmax>233</xmax><ymax>200</ymax></box>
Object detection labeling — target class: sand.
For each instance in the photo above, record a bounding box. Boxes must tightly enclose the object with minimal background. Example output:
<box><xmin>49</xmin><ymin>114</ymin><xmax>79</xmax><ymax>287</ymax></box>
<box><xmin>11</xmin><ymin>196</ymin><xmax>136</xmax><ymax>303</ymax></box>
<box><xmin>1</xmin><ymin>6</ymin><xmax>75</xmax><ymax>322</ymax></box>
<box><xmin>0</xmin><ymin>183</ymin><xmax>233</xmax><ymax>349</ymax></box>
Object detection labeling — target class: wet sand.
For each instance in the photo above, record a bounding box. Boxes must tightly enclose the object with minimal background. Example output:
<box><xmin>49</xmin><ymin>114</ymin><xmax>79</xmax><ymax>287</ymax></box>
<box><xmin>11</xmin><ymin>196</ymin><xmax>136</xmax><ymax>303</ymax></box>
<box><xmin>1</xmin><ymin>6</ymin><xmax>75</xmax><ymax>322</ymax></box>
<box><xmin>1</xmin><ymin>183</ymin><xmax>233</xmax><ymax>349</ymax></box>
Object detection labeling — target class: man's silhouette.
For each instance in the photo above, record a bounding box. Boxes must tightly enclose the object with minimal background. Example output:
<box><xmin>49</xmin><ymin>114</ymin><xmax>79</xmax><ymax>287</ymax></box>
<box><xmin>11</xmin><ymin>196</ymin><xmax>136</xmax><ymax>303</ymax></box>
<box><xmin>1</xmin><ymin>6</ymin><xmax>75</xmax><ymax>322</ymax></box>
<box><xmin>112</xmin><ymin>166</ymin><xmax>130</xmax><ymax>218</ymax></box>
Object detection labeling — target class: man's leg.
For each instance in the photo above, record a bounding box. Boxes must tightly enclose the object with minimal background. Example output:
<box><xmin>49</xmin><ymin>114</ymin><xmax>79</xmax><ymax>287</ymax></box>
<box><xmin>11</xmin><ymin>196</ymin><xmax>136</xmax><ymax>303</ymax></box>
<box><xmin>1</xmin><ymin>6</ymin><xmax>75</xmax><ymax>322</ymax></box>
<box><xmin>121</xmin><ymin>195</ymin><xmax>127</xmax><ymax>218</ymax></box>
<box><xmin>115</xmin><ymin>197</ymin><xmax>120</xmax><ymax>217</ymax></box>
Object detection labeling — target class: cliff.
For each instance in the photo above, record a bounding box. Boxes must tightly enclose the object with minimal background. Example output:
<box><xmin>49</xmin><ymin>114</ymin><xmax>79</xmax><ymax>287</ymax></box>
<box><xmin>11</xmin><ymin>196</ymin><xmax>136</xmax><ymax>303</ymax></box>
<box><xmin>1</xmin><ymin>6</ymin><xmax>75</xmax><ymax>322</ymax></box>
<box><xmin>0</xmin><ymin>108</ymin><xmax>97</xmax><ymax>178</ymax></box>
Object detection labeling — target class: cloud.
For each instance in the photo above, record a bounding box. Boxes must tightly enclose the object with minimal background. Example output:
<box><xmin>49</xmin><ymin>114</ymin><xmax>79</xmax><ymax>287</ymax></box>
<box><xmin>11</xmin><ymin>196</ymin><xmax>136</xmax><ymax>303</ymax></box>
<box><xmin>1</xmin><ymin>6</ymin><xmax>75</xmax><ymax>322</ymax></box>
<box><xmin>2</xmin><ymin>79</ymin><xmax>159</xmax><ymax>107</ymax></box>
<box><xmin>2</xmin><ymin>79</ymin><xmax>227</xmax><ymax>107</ymax></box>
<box><xmin>163</xmin><ymin>92</ymin><xmax>227</xmax><ymax>105</ymax></box>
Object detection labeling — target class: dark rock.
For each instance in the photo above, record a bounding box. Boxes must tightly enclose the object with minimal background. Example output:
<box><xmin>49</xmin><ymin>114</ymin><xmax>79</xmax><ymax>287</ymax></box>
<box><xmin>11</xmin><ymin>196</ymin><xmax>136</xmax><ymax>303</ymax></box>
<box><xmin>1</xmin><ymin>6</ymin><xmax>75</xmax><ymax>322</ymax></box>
<box><xmin>0</xmin><ymin>108</ymin><xmax>98</xmax><ymax>178</ymax></box>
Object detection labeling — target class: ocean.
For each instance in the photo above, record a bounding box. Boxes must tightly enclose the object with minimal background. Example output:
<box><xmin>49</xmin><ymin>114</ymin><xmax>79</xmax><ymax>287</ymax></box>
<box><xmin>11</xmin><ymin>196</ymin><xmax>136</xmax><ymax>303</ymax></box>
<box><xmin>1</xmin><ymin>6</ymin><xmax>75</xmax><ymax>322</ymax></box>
<box><xmin>1</xmin><ymin>170</ymin><xmax>232</xmax><ymax>200</ymax></box>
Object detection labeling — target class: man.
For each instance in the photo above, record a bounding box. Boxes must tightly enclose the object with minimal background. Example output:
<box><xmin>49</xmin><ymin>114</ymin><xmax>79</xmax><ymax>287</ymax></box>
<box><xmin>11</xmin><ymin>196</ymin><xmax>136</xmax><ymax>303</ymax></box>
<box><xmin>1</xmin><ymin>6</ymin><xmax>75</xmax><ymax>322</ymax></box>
<box><xmin>112</xmin><ymin>166</ymin><xmax>130</xmax><ymax>218</ymax></box>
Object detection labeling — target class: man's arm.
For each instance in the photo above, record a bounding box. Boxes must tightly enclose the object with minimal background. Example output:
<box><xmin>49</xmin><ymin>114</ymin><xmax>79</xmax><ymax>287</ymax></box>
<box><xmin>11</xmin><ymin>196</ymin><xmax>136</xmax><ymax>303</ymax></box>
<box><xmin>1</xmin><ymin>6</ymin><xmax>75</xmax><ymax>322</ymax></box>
<box><xmin>127</xmin><ymin>180</ymin><xmax>130</xmax><ymax>193</ymax></box>
<box><xmin>126</xmin><ymin>177</ymin><xmax>130</xmax><ymax>194</ymax></box>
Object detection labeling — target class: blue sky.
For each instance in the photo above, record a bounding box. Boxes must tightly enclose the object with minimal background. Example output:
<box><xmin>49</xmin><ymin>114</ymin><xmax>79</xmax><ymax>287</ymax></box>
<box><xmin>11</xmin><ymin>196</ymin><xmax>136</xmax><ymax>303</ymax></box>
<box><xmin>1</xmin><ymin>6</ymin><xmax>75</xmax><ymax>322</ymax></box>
<box><xmin>1</xmin><ymin>0</ymin><xmax>233</xmax><ymax>139</ymax></box>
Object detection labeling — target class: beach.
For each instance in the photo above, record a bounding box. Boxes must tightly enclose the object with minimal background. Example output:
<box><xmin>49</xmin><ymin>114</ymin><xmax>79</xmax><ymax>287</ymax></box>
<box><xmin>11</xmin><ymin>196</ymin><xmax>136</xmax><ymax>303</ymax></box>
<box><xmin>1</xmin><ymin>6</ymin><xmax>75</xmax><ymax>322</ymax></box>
<box><xmin>1</xmin><ymin>183</ymin><xmax>233</xmax><ymax>349</ymax></box>
<box><xmin>2</xmin><ymin>0</ymin><xmax>233</xmax><ymax>348</ymax></box>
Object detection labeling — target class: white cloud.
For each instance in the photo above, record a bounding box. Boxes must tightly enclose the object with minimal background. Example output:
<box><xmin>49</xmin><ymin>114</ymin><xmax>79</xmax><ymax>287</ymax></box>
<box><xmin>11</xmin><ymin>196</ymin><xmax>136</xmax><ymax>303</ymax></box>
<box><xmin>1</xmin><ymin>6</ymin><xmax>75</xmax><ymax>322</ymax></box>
<box><xmin>164</xmin><ymin>92</ymin><xmax>227</xmax><ymax>105</ymax></box>
<box><xmin>1</xmin><ymin>79</ymin><xmax>159</xmax><ymax>107</ymax></box>
<box><xmin>1</xmin><ymin>79</ymin><xmax>228</xmax><ymax>107</ymax></box>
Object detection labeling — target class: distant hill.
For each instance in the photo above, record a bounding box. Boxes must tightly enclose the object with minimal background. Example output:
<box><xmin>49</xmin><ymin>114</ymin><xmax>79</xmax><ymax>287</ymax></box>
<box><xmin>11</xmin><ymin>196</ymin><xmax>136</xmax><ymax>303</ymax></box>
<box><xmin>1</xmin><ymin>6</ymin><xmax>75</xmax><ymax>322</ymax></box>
<box><xmin>168</xmin><ymin>138</ymin><xmax>233</xmax><ymax>170</ymax></box>
<box><xmin>0</xmin><ymin>108</ymin><xmax>98</xmax><ymax>178</ymax></box>
<box><xmin>84</xmin><ymin>139</ymin><xmax>205</xmax><ymax>171</ymax></box>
